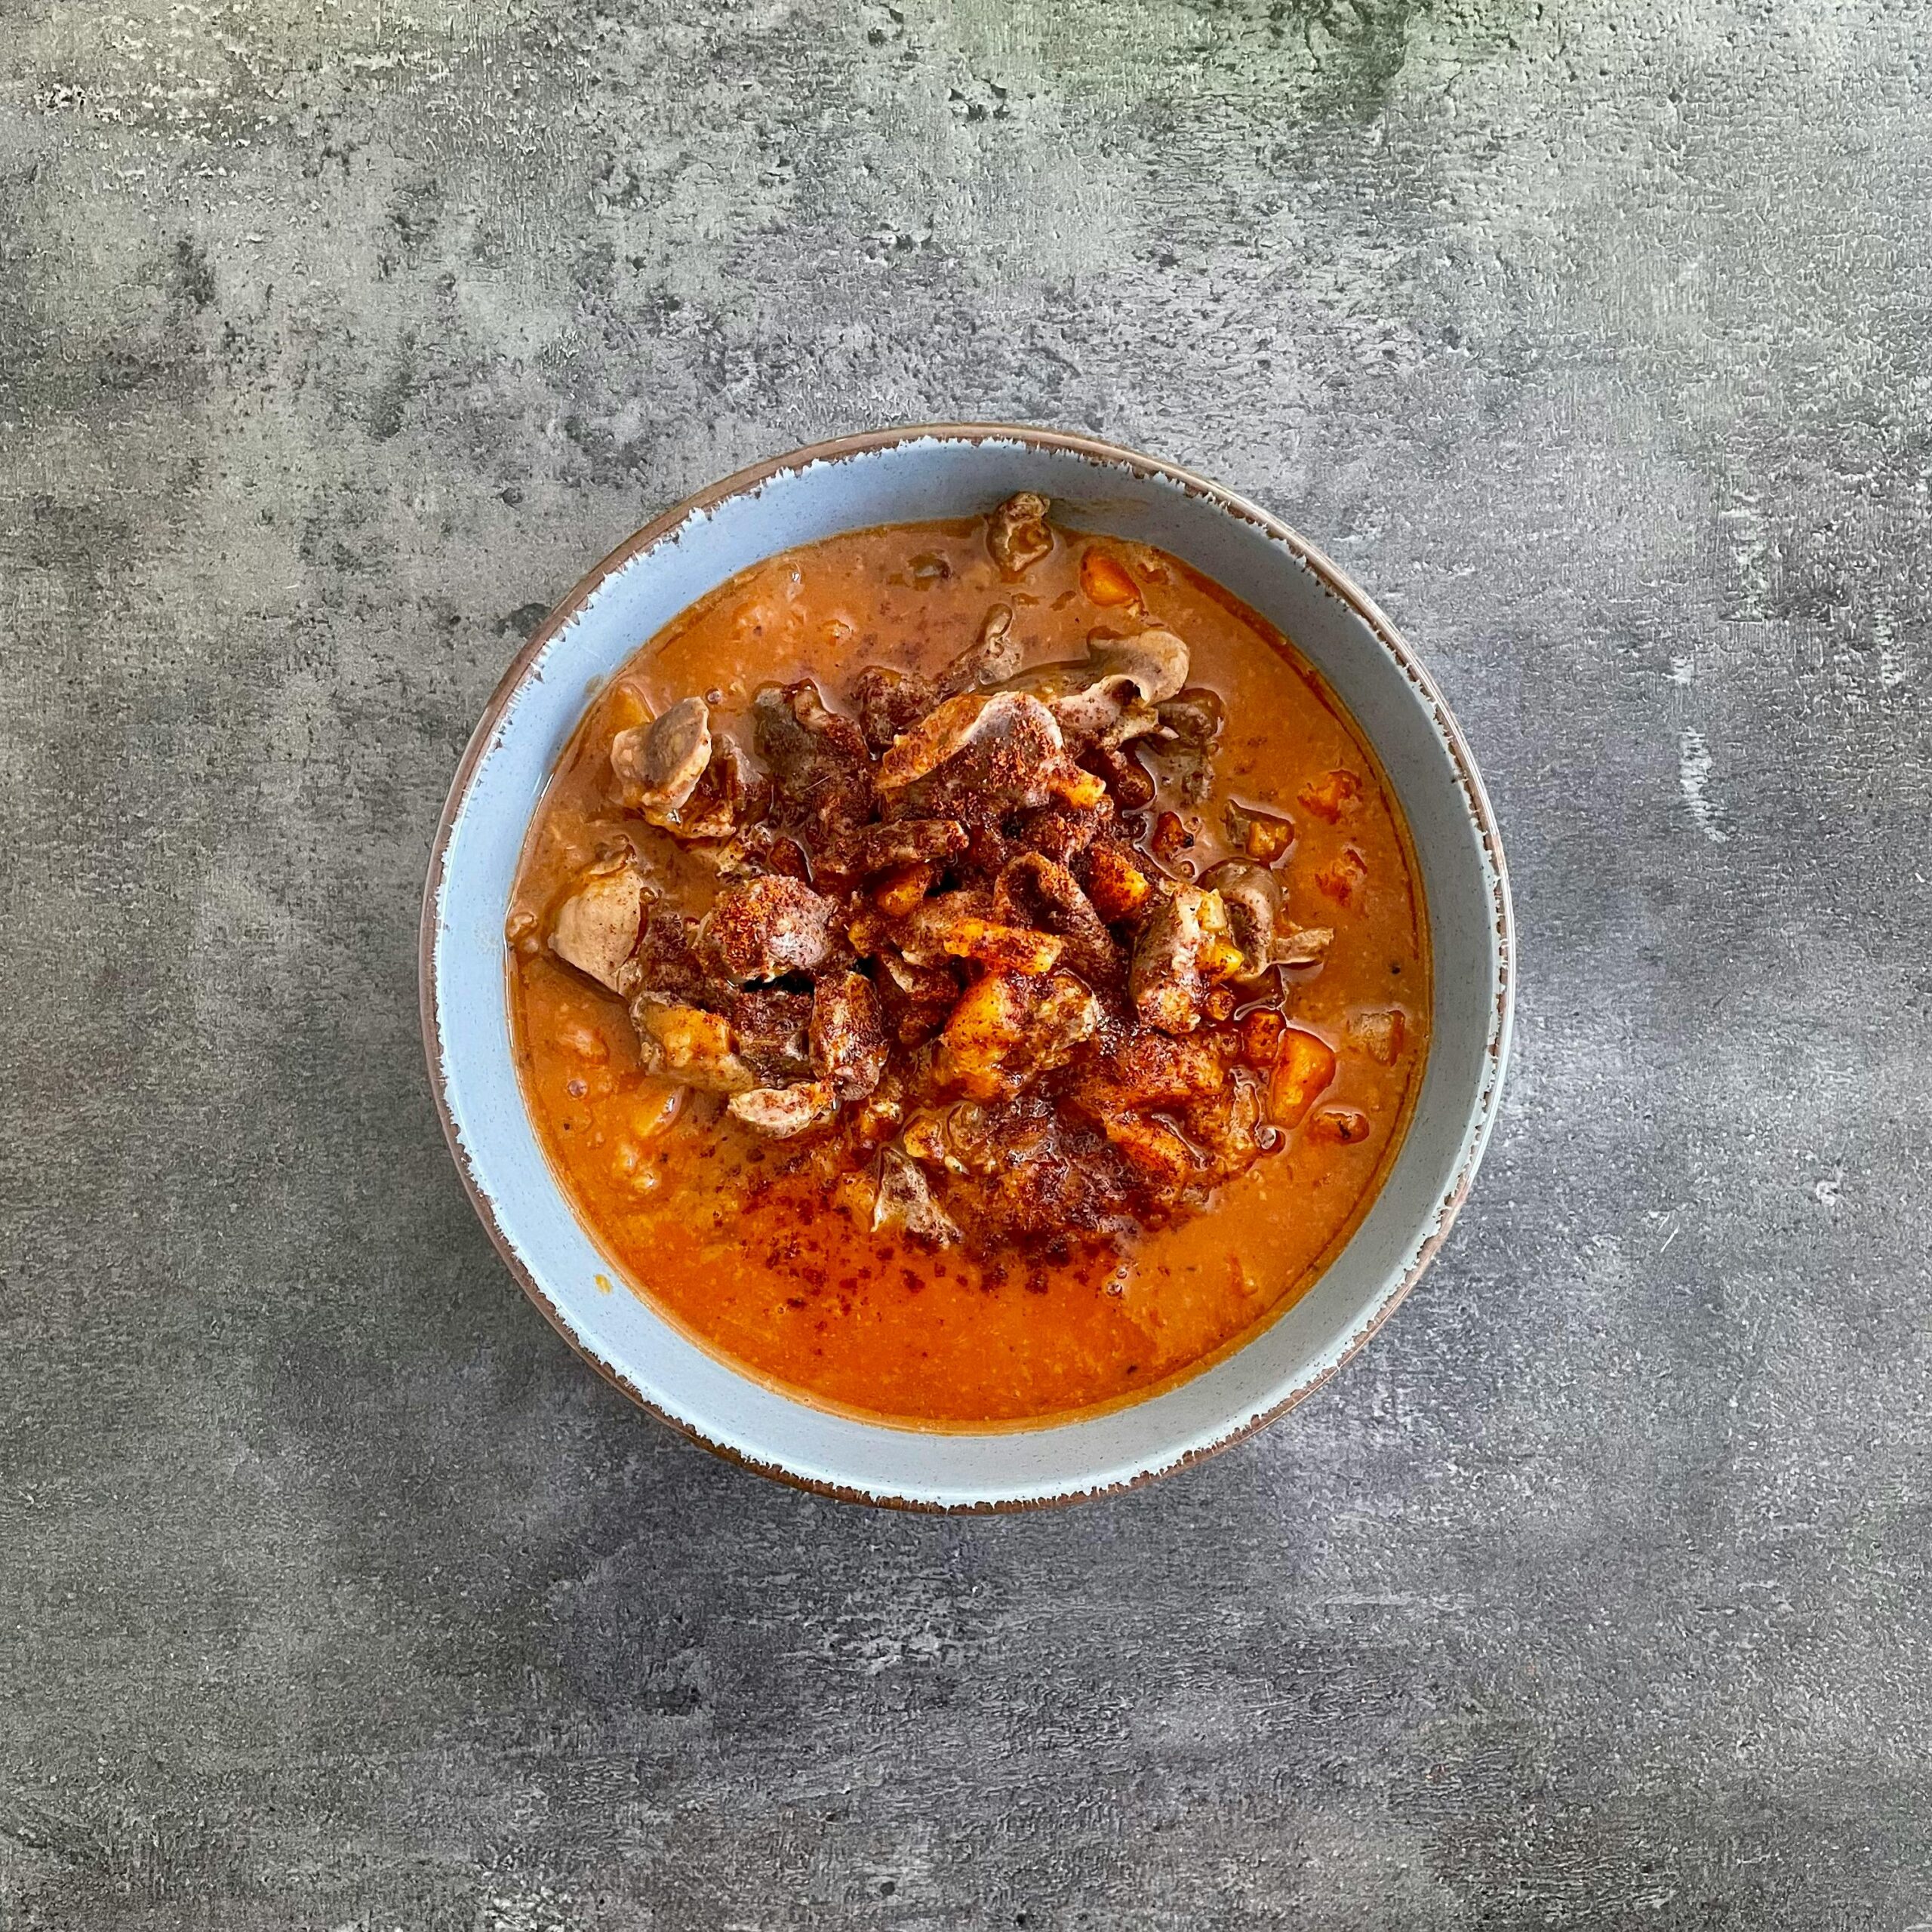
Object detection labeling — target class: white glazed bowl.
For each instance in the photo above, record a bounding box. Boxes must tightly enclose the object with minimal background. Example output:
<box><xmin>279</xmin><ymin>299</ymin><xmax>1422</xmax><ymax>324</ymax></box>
<box><xmin>422</xmin><ymin>426</ymin><xmax>1512</xmax><ymax>1509</ymax></box>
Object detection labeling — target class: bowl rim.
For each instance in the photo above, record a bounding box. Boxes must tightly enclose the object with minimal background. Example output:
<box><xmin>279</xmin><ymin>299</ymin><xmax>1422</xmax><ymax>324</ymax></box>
<box><xmin>420</xmin><ymin>420</ymin><xmax>1515</xmax><ymax>1511</ymax></box>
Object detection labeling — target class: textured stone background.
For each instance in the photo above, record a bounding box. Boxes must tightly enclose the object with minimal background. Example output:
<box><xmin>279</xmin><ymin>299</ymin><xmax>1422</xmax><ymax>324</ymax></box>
<box><xmin>4</xmin><ymin>0</ymin><xmax>1930</xmax><ymax>1925</ymax></box>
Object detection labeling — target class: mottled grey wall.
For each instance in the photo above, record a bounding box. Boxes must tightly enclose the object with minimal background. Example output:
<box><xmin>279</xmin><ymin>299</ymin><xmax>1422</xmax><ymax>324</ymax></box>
<box><xmin>3</xmin><ymin>1</ymin><xmax>1930</xmax><ymax>1927</ymax></box>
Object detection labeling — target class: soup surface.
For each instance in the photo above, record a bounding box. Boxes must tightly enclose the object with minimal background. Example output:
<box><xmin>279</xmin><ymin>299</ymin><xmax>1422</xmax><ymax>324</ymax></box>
<box><xmin>507</xmin><ymin>498</ymin><xmax>1429</xmax><ymax>1425</ymax></box>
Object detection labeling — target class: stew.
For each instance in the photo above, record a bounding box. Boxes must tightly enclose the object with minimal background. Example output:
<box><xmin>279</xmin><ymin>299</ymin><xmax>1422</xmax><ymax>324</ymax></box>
<box><xmin>506</xmin><ymin>497</ymin><xmax>1429</xmax><ymax>1424</ymax></box>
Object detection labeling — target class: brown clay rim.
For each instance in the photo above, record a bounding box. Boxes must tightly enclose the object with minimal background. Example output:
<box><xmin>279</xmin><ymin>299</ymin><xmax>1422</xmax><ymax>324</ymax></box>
<box><xmin>419</xmin><ymin>421</ymin><xmax>1516</xmax><ymax>1513</ymax></box>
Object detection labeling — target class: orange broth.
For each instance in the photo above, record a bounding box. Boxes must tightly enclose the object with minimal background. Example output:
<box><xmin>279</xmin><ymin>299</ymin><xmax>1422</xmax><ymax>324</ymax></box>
<box><xmin>506</xmin><ymin>516</ymin><xmax>1429</xmax><ymax>1425</ymax></box>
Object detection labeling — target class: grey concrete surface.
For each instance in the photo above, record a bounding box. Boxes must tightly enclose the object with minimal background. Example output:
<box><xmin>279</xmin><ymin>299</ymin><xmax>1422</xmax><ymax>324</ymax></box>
<box><xmin>3</xmin><ymin>1</ymin><xmax>1930</xmax><ymax>1925</ymax></box>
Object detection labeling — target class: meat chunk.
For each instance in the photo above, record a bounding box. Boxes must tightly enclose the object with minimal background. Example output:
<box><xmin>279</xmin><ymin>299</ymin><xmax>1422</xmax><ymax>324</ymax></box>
<box><xmin>1097</xmin><ymin>629</ymin><xmax>1191</xmax><ymax>706</ymax></box>
<box><xmin>728</xmin><ymin>1080</ymin><xmax>838</xmax><ymax>1138</ymax></box>
<box><xmin>1225</xmin><ymin>799</ymin><xmax>1294</xmax><ymax>865</ymax></box>
<box><xmin>1198</xmin><ymin>859</ymin><xmax>1282</xmax><ymax>986</ymax></box>
<box><xmin>873</xmin><ymin>1147</ymin><xmax>961</xmax><ymax>1246</ymax></box>
<box><xmin>752</xmin><ymin>681</ymin><xmax>875</xmax><ymax>850</ymax></box>
<box><xmin>712</xmin><ymin>822</ymin><xmax>811</xmax><ymax>884</ymax></box>
<box><xmin>851</xmin><ymin>664</ymin><xmax>937</xmax><ymax>755</ymax></box>
<box><xmin>548</xmin><ymin>857</ymin><xmax>646</xmax><ymax>993</ymax></box>
<box><xmin>726</xmin><ymin>989</ymin><xmax>815</xmax><ymax>1085</ymax></box>
<box><xmin>1128</xmin><ymin>886</ymin><xmax>1240</xmax><ymax>1034</ymax></box>
<box><xmin>936</xmin><ymin>604</ymin><xmax>1023</xmax><ymax>697</ymax></box>
<box><xmin>936</xmin><ymin>971</ymin><xmax>1101</xmax><ymax>1101</ymax></box>
<box><xmin>1102</xmin><ymin>1112</ymin><xmax>1197</xmax><ymax>1191</ymax></box>
<box><xmin>1180</xmin><ymin>1074</ymin><xmax>1271</xmax><ymax>1180</ymax></box>
<box><xmin>810</xmin><ymin>971</ymin><xmax>889</xmax><ymax>1101</ymax></box>
<box><xmin>1067</xmin><ymin>1028</ymin><xmax>1224</xmax><ymax>1115</ymax></box>
<box><xmin>900</xmin><ymin>1104</ymin><xmax>977</xmax><ymax>1176</ymax></box>
<box><xmin>1275</xmin><ymin>922</ymin><xmax>1334</xmax><ymax>967</ymax></box>
<box><xmin>1044</xmin><ymin>630</ymin><xmax>1190</xmax><ymax>752</ymax></box>
<box><xmin>1082</xmin><ymin>742</ymin><xmax>1156</xmax><ymax>811</ymax></box>
<box><xmin>871</xmin><ymin>947</ymin><xmax>960</xmax><ymax>1049</ymax></box>
<box><xmin>626</xmin><ymin>903</ymin><xmax>708</xmax><ymax>1001</ymax></box>
<box><xmin>1048</xmin><ymin>675</ymin><xmax>1163</xmax><ymax>755</ymax></box>
<box><xmin>992</xmin><ymin>853</ymin><xmax>1120</xmax><ymax>989</ymax></box>
<box><xmin>877</xmin><ymin>691</ymin><xmax>1105</xmax><ymax>821</ymax></box>
<box><xmin>611</xmin><ymin>697</ymin><xmax>712</xmax><ymax>823</ymax></box>
<box><xmin>669</xmin><ymin>740</ymin><xmax>761</xmax><ymax>843</ymax></box>
<box><xmin>986</xmin><ymin>492</ymin><xmax>1053</xmax><ymax>576</ymax></box>
<box><xmin>631</xmin><ymin>996</ymin><xmax>756</xmax><ymax>1094</ymax></box>
<box><xmin>700</xmin><ymin>876</ymin><xmax>841</xmax><ymax>983</ymax></box>
<box><xmin>1156</xmin><ymin>684</ymin><xmax>1224</xmax><ymax>744</ymax></box>
<box><xmin>842</xmin><ymin>817</ymin><xmax>969</xmax><ymax>877</ymax></box>
<box><xmin>988</xmin><ymin>1132</ymin><xmax>1149</xmax><ymax>1241</ymax></box>
<box><xmin>1149</xmin><ymin>687</ymin><xmax>1226</xmax><ymax>803</ymax></box>
<box><xmin>1017</xmin><ymin>799</ymin><xmax>1109</xmax><ymax>866</ymax></box>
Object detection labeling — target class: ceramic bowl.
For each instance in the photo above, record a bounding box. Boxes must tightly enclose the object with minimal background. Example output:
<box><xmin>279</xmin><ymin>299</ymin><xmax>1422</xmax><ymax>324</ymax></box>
<box><xmin>421</xmin><ymin>425</ymin><xmax>1512</xmax><ymax>1509</ymax></box>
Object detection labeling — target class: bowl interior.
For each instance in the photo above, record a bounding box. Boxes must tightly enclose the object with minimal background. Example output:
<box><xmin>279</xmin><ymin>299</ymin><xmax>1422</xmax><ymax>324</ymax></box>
<box><xmin>426</xmin><ymin>429</ymin><xmax>1511</xmax><ymax>1508</ymax></box>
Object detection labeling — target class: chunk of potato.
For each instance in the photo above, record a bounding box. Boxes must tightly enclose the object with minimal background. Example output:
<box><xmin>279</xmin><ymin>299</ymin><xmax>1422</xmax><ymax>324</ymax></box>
<box><xmin>1080</xmin><ymin>548</ymin><xmax>1142</xmax><ymax>608</ymax></box>
<box><xmin>936</xmin><ymin>974</ymin><xmax>1030</xmax><ymax>1100</ymax></box>
<box><xmin>1238</xmin><ymin>1008</ymin><xmax>1285</xmax><ymax>1068</ymax></box>
<box><xmin>872</xmin><ymin>862</ymin><xmax>940</xmax><ymax>918</ymax></box>
<box><xmin>1085</xmin><ymin>843</ymin><xmax>1153</xmax><ymax>921</ymax></box>
<box><xmin>937</xmin><ymin>971</ymin><xmax>1100</xmax><ymax>1101</ymax></box>
<box><xmin>939</xmin><ymin>917</ymin><xmax>1063</xmax><ymax>977</ymax></box>
<box><xmin>1268</xmin><ymin>1028</ymin><xmax>1337</xmax><ymax>1127</ymax></box>
<box><xmin>632</xmin><ymin>998</ymin><xmax>755</xmax><ymax>1094</ymax></box>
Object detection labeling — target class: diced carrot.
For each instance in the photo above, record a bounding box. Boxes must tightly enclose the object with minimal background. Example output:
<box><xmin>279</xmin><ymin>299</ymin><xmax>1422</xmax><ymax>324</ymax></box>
<box><xmin>1309</xmin><ymin>1107</ymin><xmax>1371</xmax><ymax>1145</ymax></box>
<box><xmin>1080</xmin><ymin>548</ymin><xmax>1142</xmax><ymax>608</ymax></box>
<box><xmin>1238</xmin><ymin>1008</ymin><xmax>1285</xmax><ymax>1068</ymax></box>
<box><xmin>1298</xmin><ymin>768</ymin><xmax>1362</xmax><ymax>823</ymax></box>
<box><xmin>1268</xmin><ymin>1028</ymin><xmax>1337</xmax><ymax>1127</ymax></box>
<box><xmin>1315</xmin><ymin>846</ymin><xmax>1368</xmax><ymax>904</ymax></box>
